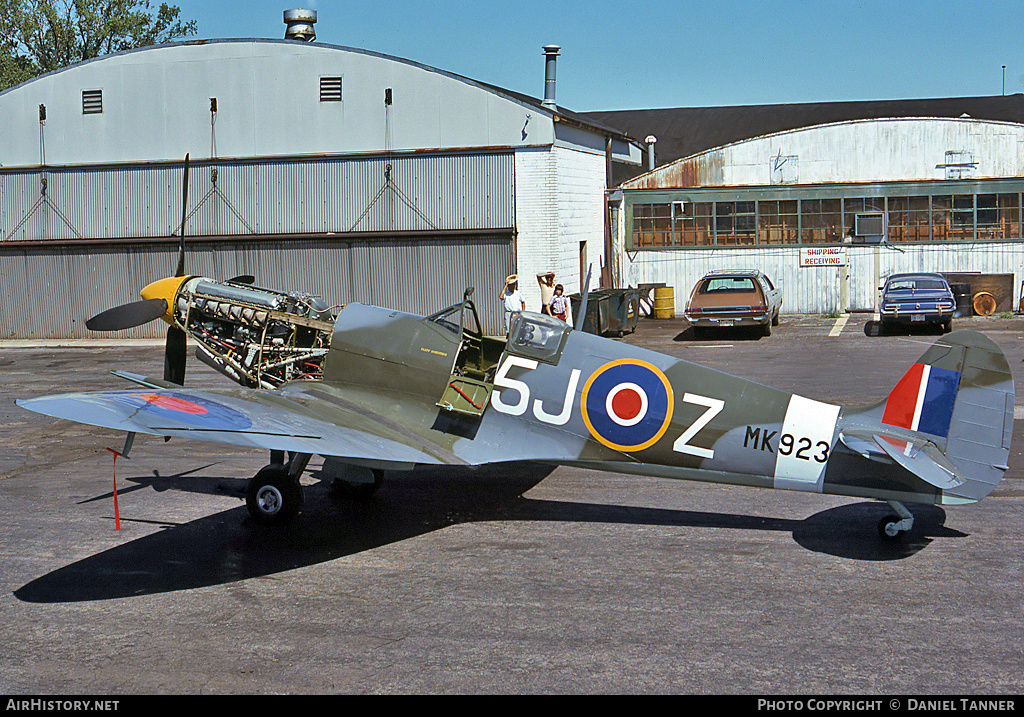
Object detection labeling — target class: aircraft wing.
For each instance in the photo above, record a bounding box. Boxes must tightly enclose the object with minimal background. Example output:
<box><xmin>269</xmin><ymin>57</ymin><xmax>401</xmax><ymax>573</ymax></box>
<box><xmin>17</xmin><ymin>385</ymin><xmax>466</xmax><ymax>469</ymax></box>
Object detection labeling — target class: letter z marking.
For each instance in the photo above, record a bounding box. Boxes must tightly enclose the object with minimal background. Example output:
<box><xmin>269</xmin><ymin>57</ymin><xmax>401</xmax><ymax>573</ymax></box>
<box><xmin>673</xmin><ymin>393</ymin><xmax>724</xmax><ymax>460</ymax></box>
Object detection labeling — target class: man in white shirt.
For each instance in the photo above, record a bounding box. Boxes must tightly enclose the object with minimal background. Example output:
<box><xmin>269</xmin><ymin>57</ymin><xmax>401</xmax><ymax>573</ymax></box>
<box><xmin>537</xmin><ymin>272</ymin><xmax>556</xmax><ymax>314</ymax></box>
<box><xmin>500</xmin><ymin>274</ymin><xmax>525</xmax><ymax>334</ymax></box>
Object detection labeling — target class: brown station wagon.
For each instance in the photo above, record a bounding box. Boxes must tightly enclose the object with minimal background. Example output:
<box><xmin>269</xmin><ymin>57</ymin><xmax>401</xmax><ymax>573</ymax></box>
<box><xmin>684</xmin><ymin>269</ymin><xmax>783</xmax><ymax>337</ymax></box>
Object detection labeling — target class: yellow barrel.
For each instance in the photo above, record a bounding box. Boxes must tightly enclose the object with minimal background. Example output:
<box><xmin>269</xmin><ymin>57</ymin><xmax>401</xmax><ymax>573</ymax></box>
<box><xmin>653</xmin><ymin>287</ymin><xmax>675</xmax><ymax>319</ymax></box>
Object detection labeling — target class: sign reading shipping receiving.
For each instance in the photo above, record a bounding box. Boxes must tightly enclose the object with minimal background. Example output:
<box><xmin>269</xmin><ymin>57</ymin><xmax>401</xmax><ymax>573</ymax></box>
<box><xmin>800</xmin><ymin>246</ymin><xmax>847</xmax><ymax>267</ymax></box>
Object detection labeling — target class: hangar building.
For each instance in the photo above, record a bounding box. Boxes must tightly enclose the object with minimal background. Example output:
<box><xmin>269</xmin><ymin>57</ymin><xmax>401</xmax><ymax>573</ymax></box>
<box><xmin>586</xmin><ymin>97</ymin><xmax>1024</xmax><ymax>316</ymax></box>
<box><xmin>0</xmin><ymin>36</ymin><xmax>639</xmax><ymax>337</ymax></box>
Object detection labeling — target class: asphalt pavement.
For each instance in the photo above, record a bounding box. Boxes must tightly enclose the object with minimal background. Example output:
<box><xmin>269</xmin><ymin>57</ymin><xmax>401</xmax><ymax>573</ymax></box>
<box><xmin>1</xmin><ymin>312</ymin><xmax>1023</xmax><ymax>694</ymax></box>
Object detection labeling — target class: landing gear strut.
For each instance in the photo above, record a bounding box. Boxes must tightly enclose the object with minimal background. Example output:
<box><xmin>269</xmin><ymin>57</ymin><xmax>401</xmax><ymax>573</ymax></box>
<box><xmin>878</xmin><ymin>500</ymin><xmax>914</xmax><ymax>541</ymax></box>
<box><xmin>246</xmin><ymin>453</ymin><xmax>311</xmax><ymax>525</ymax></box>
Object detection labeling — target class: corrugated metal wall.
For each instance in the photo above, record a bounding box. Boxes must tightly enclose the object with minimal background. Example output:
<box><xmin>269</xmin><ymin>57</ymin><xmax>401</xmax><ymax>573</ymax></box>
<box><xmin>0</xmin><ymin>150</ymin><xmax>517</xmax><ymax>338</ymax></box>
<box><xmin>0</xmin><ymin>234</ymin><xmax>514</xmax><ymax>339</ymax></box>
<box><xmin>623</xmin><ymin>241</ymin><xmax>1023</xmax><ymax>316</ymax></box>
<box><xmin>2</xmin><ymin>151</ymin><xmax>515</xmax><ymax>242</ymax></box>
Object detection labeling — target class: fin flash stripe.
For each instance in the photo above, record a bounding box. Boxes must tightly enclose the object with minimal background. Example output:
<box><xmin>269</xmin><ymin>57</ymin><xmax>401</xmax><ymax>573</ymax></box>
<box><xmin>882</xmin><ymin>363</ymin><xmax>961</xmax><ymax>437</ymax></box>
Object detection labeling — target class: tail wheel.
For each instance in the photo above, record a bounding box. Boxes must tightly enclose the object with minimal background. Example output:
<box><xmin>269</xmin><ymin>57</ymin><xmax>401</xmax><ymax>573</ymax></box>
<box><xmin>878</xmin><ymin>515</ymin><xmax>904</xmax><ymax>541</ymax></box>
<box><xmin>246</xmin><ymin>464</ymin><xmax>301</xmax><ymax>525</ymax></box>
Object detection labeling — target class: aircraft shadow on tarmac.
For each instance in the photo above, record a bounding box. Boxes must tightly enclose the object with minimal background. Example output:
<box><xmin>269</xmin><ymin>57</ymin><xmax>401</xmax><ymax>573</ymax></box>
<box><xmin>14</xmin><ymin>463</ymin><xmax>965</xmax><ymax>603</ymax></box>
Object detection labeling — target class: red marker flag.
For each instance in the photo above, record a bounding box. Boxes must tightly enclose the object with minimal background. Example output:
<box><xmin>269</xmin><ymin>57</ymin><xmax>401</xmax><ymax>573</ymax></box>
<box><xmin>105</xmin><ymin>447</ymin><xmax>122</xmax><ymax>530</ymax></box>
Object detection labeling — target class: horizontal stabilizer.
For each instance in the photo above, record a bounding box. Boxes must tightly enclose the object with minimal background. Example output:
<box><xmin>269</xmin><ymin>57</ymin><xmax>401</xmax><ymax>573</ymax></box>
<box><xmin>839</xmin><ymin>429</ymin><xmax>964</xmax><ymax>489</ymax></box>
<box><xmin>838</xmin><ymin>430</ymin><xmax>888</xmax><ymax>462</ymax></box>
<box><xmin>871</xmin><ymin>433</ymin><xmax>963</xmax><ymax>490</ymax></box>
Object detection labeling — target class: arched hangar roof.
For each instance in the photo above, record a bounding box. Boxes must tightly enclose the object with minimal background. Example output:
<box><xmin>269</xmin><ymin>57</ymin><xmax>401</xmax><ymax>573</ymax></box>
<box><xmin>619</xmin><ymin>116</ymin><xmax>1024</xmax><ymax>189</ymax></box>
<box><xmin>0</xmin><ymin>39</ymin><xmax>633</xmax><ymax>168</ymax></box>
<box><xmin>585</xmin><ymin>94</ymin><xmax>1024</xmax><ymax>186</ymax></box>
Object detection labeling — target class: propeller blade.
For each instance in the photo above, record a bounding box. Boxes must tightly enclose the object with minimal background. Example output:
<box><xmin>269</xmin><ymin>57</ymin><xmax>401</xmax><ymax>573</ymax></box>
<box><xmin>164</xmin><ymin>325</ymin><xmax>187</xmax><ymax>386</ymax></box>
<box><xmin>85</xmin><ymin>299</ymin><xmax>168</xmax><ymax>332</ymax></box>
<box><xmin>227</xmin><ymin>275</ymin><xmax>255</xmax><ymax>285</ymax></box>
<box><xmin>575</xmin><ymin>264</ymin><xmax>593</xmax><ymax>332</ymax></box>
<box><xmin>175</xmin><ymin>153</ymin><xmax>189</xmax><ymax>277</ymax></box>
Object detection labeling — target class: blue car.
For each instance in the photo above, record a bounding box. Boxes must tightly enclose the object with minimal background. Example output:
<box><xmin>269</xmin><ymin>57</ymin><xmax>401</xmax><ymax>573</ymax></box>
<box><xmin>879</xmin><ymin>272</ymin><xmax>955</xmax><ymax>333</ymax></box>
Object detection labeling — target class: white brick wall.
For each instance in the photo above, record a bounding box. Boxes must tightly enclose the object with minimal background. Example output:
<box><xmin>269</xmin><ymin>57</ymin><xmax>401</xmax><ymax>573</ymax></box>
<box><xmin>513</xmin><ymin>146</ymin><xmax>606</xmax><ymax>314</ymax></box>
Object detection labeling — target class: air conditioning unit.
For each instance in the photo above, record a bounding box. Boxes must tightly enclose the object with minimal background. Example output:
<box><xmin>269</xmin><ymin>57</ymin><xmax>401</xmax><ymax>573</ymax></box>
<box><xmin>853</xmin><ymin>211</ymin><xmax>885</xmax><ymax>243</ymax></box>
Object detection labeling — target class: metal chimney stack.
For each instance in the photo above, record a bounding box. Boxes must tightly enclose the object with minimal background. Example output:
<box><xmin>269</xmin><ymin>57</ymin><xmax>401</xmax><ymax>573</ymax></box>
<box><xmin>284</xmin><ymin>9</ymin><xmax>317</xmax><ymax>41</ymax></box>
<box><xmin>542</xmin><ymin>45</ymin><xmax>560</xmax><ymax>108</ymax></box>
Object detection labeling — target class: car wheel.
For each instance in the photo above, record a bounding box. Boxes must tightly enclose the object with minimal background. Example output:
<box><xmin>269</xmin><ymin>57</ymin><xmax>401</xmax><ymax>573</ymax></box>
<box><xmin>772</xmin><ymin>312</ymin><xmax>779</xmax><ymax>327</ymax></box>
<box><xmin>761</xmin><ymin>321</ymin><xmax>771</xmax><ymax>337</ymax></box>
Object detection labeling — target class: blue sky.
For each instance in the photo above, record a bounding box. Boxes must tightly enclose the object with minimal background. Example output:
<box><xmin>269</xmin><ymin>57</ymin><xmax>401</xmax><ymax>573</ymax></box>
<box><xmin>174</xmin><ymin>0</ymin><xmax>1024</xmax><ymax>112</ymax></box>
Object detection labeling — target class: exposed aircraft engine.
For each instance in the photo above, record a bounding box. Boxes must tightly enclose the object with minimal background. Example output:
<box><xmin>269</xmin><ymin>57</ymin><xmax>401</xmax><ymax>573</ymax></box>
<box><xmin>176</xmin><ymin>278</ymin><xmax>336</xmax><ymax>388</ymax></box>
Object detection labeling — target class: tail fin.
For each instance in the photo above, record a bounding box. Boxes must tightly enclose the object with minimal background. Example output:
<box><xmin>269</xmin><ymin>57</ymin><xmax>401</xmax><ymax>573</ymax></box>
<box><xmin>880</xmin><ymin>330</ymin><xmax>1014</xmax><ymax>503</ymax></box>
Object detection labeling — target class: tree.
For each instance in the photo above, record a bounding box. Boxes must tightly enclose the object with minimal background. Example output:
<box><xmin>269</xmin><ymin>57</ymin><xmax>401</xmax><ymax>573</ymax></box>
<box><xmin>0</xmin><ymin>0</ymin><xmax>197</xmax><ymax>91</ymax></box>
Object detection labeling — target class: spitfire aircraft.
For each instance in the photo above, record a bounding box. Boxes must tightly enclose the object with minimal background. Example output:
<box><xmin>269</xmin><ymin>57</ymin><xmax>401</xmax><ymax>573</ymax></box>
<box><xmin>14</xmin><ymin>159</ymin><xmax>1015</xmax><ymax>539</ymax></box>
<box><xmin>16</xmin><ymin>270</ymin><xmax>1014</xmax><ymax>539</ymax></box>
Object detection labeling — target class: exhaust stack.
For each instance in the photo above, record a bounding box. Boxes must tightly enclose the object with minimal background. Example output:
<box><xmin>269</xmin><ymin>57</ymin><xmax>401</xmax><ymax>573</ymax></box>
<box><xmin>542</xmin><ymin>45</ymin><xmax>560</xmax><ymax>109</ymax></box>
<box><xmin>284</xmin><ymin>8</ymin><xmax>317</xmax><ymax>41</ymax></box>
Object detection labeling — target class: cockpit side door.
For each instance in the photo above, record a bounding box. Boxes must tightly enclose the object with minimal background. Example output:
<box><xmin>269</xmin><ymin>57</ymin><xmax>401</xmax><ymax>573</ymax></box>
<box><xmin>433</xmin><ymin>289</ymin><xmax>503</xmax><ymax>416</ymax></box>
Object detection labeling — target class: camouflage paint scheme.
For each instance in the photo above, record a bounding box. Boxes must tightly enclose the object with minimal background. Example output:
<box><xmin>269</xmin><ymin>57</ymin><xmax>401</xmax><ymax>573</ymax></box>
<box><xmin>18</xmin><ymin>292</ymin><xmax>1014</xmax><ymax>532</ymax></box>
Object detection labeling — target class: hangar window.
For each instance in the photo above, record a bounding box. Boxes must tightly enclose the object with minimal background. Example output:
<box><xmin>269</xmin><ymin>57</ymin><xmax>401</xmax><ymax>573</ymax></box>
<box><xmin>633</xmin><ymin>203</ymin><xmax>672</xmax><ymax>247</ymax></box>
<box><xmin>758</xmin><ymin>200</ymin><xmax>799</xmax><ymax>245</ymax></box>
<box><xmin>970</xmin><ymin>194</ymin><xmax>1019</xmax><ymax>240</ymax></box>
<box><xmin>714</xmin><ymin>202</ymin><xmax>756</xmax><ymax>245</ymax></box>
<box><xmin>320</xmin><ymin>76</ymin><xmax>343</xmax><ymax>101</ymax></box>
<box><xmin>82</xmin><ymin>89</ymin><xmax>102</xmax><ymax>114</ymax></box>
<box><xmin>629</xmin><ymin>188</ymin><xmax>1024</xmax><ymax>249</ymax></box>
<box><xmin>887</xmin><ymin>196</ymin><xmax>929</xmax><ymax>242</ymax></box>
<box><xmin>931</xmin><ymin>195</ymin><xmax>975</xmax><ymax>241</ymax></box>
<box><xmin>675</xmin><ymin>202</ymin><xmax>713</xmax><ymax>246</ymax></box>
<box><xmin>634</xmin><ymin>202</ymin><xmax>714</xmax><ymax>246</ymax></box>
<box><xmin>800</xmin><ymin>199</ymin><xmax>842</xmax><ymax>243</ymax></box>
<box><xmin>995</xmin><ymin>194</ymin><xmax>1020</xmax><ymax>239</ymax></box>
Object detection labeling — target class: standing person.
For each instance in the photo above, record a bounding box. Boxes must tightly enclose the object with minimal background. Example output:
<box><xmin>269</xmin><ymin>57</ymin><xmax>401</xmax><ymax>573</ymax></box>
<box><xmin>500</xmin><ymin>274</ymin><xmax>525</xmax><ymax>334</ymax></box>
<box><xmin>537</xmin><ymin>272</ymin><xmax>556</xmax><ymax>315</ymax></box>
<box><xmin>549</xmin><ymin>283</ymin><xmax>571</xmax><ymax>323</ymax></box>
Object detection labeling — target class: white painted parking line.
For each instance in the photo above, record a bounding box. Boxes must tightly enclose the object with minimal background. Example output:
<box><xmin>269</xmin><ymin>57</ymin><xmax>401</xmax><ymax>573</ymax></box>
<box><xmin>828</xmin><ymin>313</ymin><xmax>850</xmax><ymax>337</ymax></box>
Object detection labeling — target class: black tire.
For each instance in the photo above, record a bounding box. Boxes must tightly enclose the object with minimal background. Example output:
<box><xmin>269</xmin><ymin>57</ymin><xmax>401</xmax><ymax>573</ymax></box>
<box><xmin>772</xmin><ymin>311</ymin><xmax>780</xmax><ymax>327</ymax></box>
<box><xmin>246</xmin><ymin>464</ymin><xmax>301</xmax><ymax>525</ymax></box>
<box><xmin>761</xmin><ymin>320</ymin><xmax>772</xmax><ymax>337</ymax></box>
<box><xmin>878</xmin><ymin>516</ymin><xmax>903</xmax><ymax>541</ymax></box>
<box><xmin>942</xmin><ymin>319</ymin><xmax>952</xmax><ymax>334</ymax></box>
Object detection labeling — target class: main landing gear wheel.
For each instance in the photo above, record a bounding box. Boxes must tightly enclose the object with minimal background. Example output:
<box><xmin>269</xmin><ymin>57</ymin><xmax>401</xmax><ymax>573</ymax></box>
<box><xmin>246</xmin><ymin>464</ymin><xmax>301</xmax><ymax>526</ymax></box>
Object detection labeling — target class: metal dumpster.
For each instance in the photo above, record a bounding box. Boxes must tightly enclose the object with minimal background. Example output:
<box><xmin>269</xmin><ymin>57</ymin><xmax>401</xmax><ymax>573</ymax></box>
<box><xmin>569</xmin><ymin>291</ymin><xmax>609</xmax><ymax>335</ymax></box>
<box><xmin>600</xmin><ymin>288</ymin><xmax>641</xmax><ymax>335</ymax></box>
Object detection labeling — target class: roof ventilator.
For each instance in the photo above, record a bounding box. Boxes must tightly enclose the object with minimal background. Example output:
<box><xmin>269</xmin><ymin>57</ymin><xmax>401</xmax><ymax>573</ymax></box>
<box><xmin>284</xmin><ymin>8</ymin><xmax>316</xmax><ymax>41</ymax></box>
